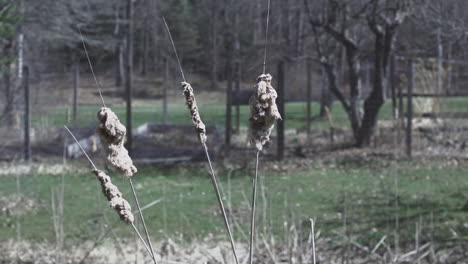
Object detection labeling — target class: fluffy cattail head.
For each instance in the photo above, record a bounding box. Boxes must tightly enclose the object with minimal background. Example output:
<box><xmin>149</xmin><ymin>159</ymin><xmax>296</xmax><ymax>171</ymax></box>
<box><xmin>97</xmin><ymin>108</ymin><xmax>126</xmax><ymax>144</ymax></box>
<box><xmin>93</xmin><ymin>169</ymin><xmax>134</xmax><ymax>224</ymax></box>
<box><xmin>96</xmin><ymin>107</ymin><xmax>137</xmax><ymax>178</ymax></box>
<box><xmin>182</xmin><ymin>82</ymin><xmax>207</xmax><ymax>143</ymax></box>
<box><xmin>248</xmin><ymin>73</ymin><xmax>282</xmax><ymax>151</ymax></box>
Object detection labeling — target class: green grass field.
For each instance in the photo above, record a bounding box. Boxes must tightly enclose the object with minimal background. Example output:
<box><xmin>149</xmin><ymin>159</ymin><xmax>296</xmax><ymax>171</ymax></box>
<box><xmin>2</xmin><ymin>160</ymin><xmax>468</xmax><ymax>248</ymax></box>
<box><xmin>2</xmin><ymin>96</ymin><xmax>468</xmax><ymax>250</ymax></box>
<box><xmin>31</xmin><ymin>96</ymin><xmax>468</xmax><ymax>133</ymax></box>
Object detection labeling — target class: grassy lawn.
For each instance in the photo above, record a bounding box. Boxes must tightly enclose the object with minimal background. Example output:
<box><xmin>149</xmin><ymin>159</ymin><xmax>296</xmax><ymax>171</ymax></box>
<box><xmin>1</xmin><ymin>160</ymin><xmax>468</xmax><ymax>248</ymax></box>
<box><xmin>30</xmin><ymin>96</ymin><xmax>468</xmax><ymax>133</ymax></box>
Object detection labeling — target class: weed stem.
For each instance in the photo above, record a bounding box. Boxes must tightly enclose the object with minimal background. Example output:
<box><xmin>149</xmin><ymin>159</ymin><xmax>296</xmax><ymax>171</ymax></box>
<box><xmin>310</xmin><ymin>218</ymin><xmax>316</xmax><ymax>264</ymax></box>
<box><xmin>262</xmin><ymin>0</ymin><xmax>271</xmax><ymax>75</ymax></box>
<box><xmin>202</xmin><ymin>142</ymin><xmax>240</xmax><ymax>264</ymax></box>
<box><xmin>129</xmin><ymin>178</ymin><xmax>158</xmax><ymax>264</ymax></box>
<box><xmin>131</xmin><ymin>223</ymin><xmax>157</xmax><ymax>263</ymax></box>
<box><xmin>249</xmin><ymin>150</ymin><xmax>260</xmax><ymax>264</ymax></box>
<box><xmin>64</xmin><ymin>126</ymin><xmax>97</xmax><ymax>170</ymax></box>
<box><xmin>78</xmin><ymin>27</ymin><xmax>106</xmax><ymax>108</ymax></box>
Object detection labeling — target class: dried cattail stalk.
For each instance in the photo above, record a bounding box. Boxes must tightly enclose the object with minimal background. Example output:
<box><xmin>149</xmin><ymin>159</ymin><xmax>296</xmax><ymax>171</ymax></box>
<box><xmin>96</xmin><ymin>107</ymin><xmax>137</xmax><ymax>177</ymax></box>
<box><xmin>182</xmin><ymin>82</ymin><xmax>207</xmax><ymax>143</ymax></box>
<box><xmin>93</xmin><ymin>169</ymin><xmax>134</xmax><ymax>224</ymax></box>
<box><xmin>248</xmin><ymin>73</ymin><xmax>282</xmax><ymax>151</ymax></box>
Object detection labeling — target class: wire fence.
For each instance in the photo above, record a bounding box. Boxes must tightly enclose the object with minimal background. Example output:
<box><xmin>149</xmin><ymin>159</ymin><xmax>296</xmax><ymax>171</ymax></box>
<box><xmin>1</xmin><ymin>55</ymin><xmax>468</xmax><ymax>161</ymax></box>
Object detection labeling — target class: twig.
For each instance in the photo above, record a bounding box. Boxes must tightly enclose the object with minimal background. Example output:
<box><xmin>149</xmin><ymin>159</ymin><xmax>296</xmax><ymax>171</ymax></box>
<box><xmin>249</xmin><ymin>151</ymin><xmax>260</xmax><ymax>264</ymax></box>
<box><xmin>78</xmin><ymin>27</ymin><xmax>106</xmax><ymax>108</ymax></box>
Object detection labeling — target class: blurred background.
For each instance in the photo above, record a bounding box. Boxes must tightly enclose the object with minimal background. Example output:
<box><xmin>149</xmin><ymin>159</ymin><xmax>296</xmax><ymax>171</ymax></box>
<box><xmin>2</xmin><ymin>0</ymin><xmax>468</xmax><ymax>263</ymax></box>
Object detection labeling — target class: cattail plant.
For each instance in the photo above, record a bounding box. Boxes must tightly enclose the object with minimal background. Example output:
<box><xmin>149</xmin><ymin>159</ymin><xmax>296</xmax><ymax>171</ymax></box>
<box><xmin>93</xmin><ymin>168</ymin><xmax>134</xmax><ymax>224</ymax></box>
<box><xmin>96</xmin><ymin>107</ymin><xmax>137</xmax><ymax>177</ymax></box>
<box><xmin>63</xmin><ymin>126</ymin><xmax>156</xmax><ymax>263</ymax></box>
<box><xmin>248</xmin><ymin>73</ymin><xmax>282</xmax><ymax>151</ymax></box>
<box><xmin>247</xmin><ymin>0</ymin><xmax>282</xmax><ymax>263</ymax></box>
<box><xmin>78</xmin><ymin>29</ymin><xmax>157</xmax><ymax>262</ymax></box>
<box><xmin>182</xmin><ymin>82</ymin><xmax>207</xmax><ymax>144</ymax></box>
<box><xmin>163</xmin><ymin>17</ymin><xmax>240</xmax><ymax>264</ymax></box>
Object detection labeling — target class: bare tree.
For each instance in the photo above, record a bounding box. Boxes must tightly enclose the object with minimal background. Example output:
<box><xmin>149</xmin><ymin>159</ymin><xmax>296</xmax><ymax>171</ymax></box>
<box><xmin>304</xmin><ymin>0</ymin><xmax>411</xmax><ymax>146</ymax></box>
<box><xmin>358</xmin><ymin>0</ymin><xmax>410</xmax><ymax>145</ymax></box>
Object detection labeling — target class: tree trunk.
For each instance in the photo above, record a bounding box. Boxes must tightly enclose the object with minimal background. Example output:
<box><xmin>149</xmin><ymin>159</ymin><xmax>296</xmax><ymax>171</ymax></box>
<box><xmin>322</xmin><ymin>61</ymin><xmax>361</xmax><ymax>140</ymax></box>
<box><xmin>356</xmin><ymin>34</ymin><xmax>386</xmax><ymax>146</ymax></box>
<box><xmin>319</xmin><ymin>66</ymin><xmax>333</xmax><ymax>117</ymax></box>
<box><xmin>346</xmin><ymin>47</ymin><xmax>362</xmax><ymax>140</ymax></box>
<box><xmin>306</xmin><ymin>59</ymin><xmax>312</xmax><ymax>138</ymax></box>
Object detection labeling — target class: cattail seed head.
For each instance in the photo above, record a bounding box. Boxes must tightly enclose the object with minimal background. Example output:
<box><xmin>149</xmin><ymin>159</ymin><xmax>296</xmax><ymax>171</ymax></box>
<box><xmin>182</xmin><ymin>82</ymin><xmax>207</xmax><ymax>143</ymax></box>
<box><xmin>93</xmin><ymin>169</ymin><xmax>134</xmax><ymax>224</ymax></box>
<box><xmin>97</xmin><ymin>107</ymin><xmax>137</xmax><ymax>177</ymax></box>
<box><xmin>248</xmin><ymin>74</ymin><xmax>282</xmax><ymax>151</ymax></box>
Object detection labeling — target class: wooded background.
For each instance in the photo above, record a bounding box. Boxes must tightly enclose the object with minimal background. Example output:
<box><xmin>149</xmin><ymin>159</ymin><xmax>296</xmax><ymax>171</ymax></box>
<box><xmin>1</xmin><ymin>0</ymin><xmax>468</xmax><ymax>149</ymax></box>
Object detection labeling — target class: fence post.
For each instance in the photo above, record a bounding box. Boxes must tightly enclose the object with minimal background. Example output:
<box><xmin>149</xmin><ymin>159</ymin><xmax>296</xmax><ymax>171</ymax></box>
<box><xmin>235</xmin><ymin>60</ymin><xmax>241</xmax><ymax>133</ymax></box>
<box><xmin>225</xmin><ymin>60</ymin><xmax>232</xmax><ymax>146</ymax></box>
<box><xmin>277</xmin><ymin>61</ymin><xmax>285</xmax><ymax>161</ymax></box>
<box><xmin>162</xmin><ymin>57</ymin><xmax>168</xmax><ymax>124</ymax></box>
<box><xmin>437</xmin><ymin>29</ymin><xmax>443</xmax><ymax>95</ymax></box>
<box><xmin>24</xmin><ymin>66</ymin><xmax>31</xmax><ymax>162</ymax></box>
<box><xmin>125</xmin><ymin>0</ymin><xmax>134</xmax><ymax>154</ymax></box>
<box><xmin>406</xmin><ymin>59</ymin><xmax>413</xmax><ymax>158</ymax></box>
<box><xmin>73</xmin><ymin>55</ymin><xmax>79</xmax><ymax>127</ymax></box>
<box><xmin>398</xmin><ymin>58</ymin><xmax>404</xmax><ymax>120</ymax></box>
<box><xmin>390</xmin><ymin>55</ymin><xmax>397</xmax><ymax>119</ymax></box>
<box><xmin>306</xmin><ymin>58</ymin><xmax>312</xmax><ymax>138</ymax></box>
